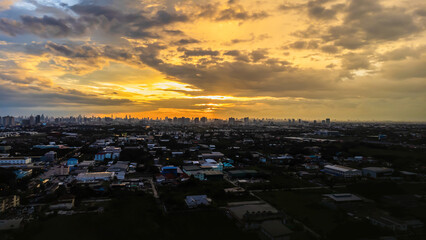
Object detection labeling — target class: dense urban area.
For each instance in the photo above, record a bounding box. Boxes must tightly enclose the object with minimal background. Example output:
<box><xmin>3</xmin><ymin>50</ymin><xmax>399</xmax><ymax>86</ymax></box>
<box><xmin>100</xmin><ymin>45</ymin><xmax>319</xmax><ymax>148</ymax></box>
<box><xmin>0</xmin><ymin>115</ymin><xmax>425</xmax><ymax>240</ymax></box>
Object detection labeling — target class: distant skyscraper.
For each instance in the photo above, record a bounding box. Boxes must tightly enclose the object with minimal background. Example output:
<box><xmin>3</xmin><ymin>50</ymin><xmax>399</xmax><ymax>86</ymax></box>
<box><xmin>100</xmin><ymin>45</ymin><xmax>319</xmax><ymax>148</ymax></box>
<box><xmin>2</xmin><ymin>116</ymin><xmax>15</xmax><ymax>127</ymax></box>
<box><xmin>35</xmin><ymin>115</ymin><xmax>41</xmax><ymax>124</ymax></box>
<box><xmin>29</xmin><ymin>115</ymin><xmax>35</xmax><ymax>126</ymax></box>
<box><xmin>201</xmin><ymin>117</ymin><xmax>207</xmax><ymax>123</ymax></box>
<box><xmin>326</xmin><ymin>118</ymin><xmax>331</xmax><ymax>124</ymax></box>
<box><xmin>244</xmin><ymin>117</ymin><xmax>249</xmax><ymax>124</ymax></box>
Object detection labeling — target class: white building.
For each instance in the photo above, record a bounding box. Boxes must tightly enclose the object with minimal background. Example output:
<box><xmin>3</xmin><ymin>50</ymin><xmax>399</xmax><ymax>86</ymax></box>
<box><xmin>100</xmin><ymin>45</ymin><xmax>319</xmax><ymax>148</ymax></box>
<box><xmin>323</xmin><ymin>165</ymin><xmax>361</xmax><ymax>178</ymax></box>
<box><xmin>0</xmin><ymin>157</ymin><xmax>32</xmax><ymax>165</ymax></box>
<box><xmin>185</xmin><ymin>195</ymin><xmax>211</xmax><ymax>208</ymax></box>
<box><xmin>76</xmin><ymin>172</ymin><xmax>115</xmax><ymax>182</ymax></box>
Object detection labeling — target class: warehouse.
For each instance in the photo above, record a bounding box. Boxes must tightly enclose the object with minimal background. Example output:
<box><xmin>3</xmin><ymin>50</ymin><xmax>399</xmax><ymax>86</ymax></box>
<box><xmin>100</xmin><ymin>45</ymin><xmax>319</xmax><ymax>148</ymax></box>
<box><xmin>362</xmin><ymin>167</ymin><xmax>394</xmax><ymax>178</ymax></box>
<box><xmin>323</xmin><ymin>165</ymin><xmax>361</xmax><ymax>178</ymax></box>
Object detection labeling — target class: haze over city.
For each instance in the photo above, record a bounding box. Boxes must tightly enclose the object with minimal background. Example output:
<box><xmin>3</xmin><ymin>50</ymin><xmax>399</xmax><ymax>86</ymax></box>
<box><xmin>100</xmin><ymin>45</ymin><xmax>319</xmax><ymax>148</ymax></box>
<box><xmin>1</xmin><ymin>1</ymin><xmax>426</xmax><ymax>239</ymax></box>
<box><xmin>0</xmin><ymin>0</ymin><xmax>425</xmax><ymax>121</ymax></box>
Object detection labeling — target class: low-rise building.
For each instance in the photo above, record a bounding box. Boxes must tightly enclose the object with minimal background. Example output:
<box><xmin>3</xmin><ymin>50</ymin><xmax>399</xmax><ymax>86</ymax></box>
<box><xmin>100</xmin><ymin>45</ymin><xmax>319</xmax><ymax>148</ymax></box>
<box><xmin>199</xmin><ymin>152</ymin><xmax>225</xmax><ymax>160</ymax></box>
<box><xmin>67</xmin><ymin>158</ymin><xmax>78</xmax><ymax>167</ymax></box>
<box><xmin>323</xmin><ymin>165</ymin><xmax>361</xmax><ymax>178</ymax></box>
<box><xmin>76</xmin><ymin>172</ymin><xmax>115</xmax><ymax>182</ymax></box>
<box><xmin>203</xmin><ymin>171</ymin><xmax>224</xmax><ymax>181</ymax></box>
<box><xmin>185</xmin><ymin>195</ymin><xmax>211</xmax><ymax>208</ymax></box>
<box><xmin>94</xmin><ymin>146</ymin><xmax>121</xmax><ymax>161</ymax></box>
<box><xmin>55</xmin><ymin>165</ymin><xmax>70</xmax><ymax>176</ymax></box>
<box><xmin>362</xmin><ymin>167</ymin><xmax>394</xmax><ymax>178</ymax></box>
<box><xmin>0</xmin><ymin>195</ymin><xmax>20</xmax><ymax>213</ymax></box>
<box><xmin>0</xmin><ymin>157</ymin><xmax>32</xmax><ymax>166</ymax></box>
<box><xmin>323</xmin><ymin>193</ymin><xmax>362</xmax><ymax>203</ymax></box>
<box><xmin>368</xmin><ymin>216</ymin><xmax>424</xmax><ymax>232</ymax></box>
<box><xmin>0</xmin><ymin>218</ymin><xmax>22</xmax><ymax>230</ymax></box>
<box><xmin>260</xmin><ymin>220</ymin><xmax>293</xmax><ymax>240</ymax></box>
<box><xmin>43</xmin><ymin>151</ymin><xmax>57</xmax><ymax>162</ymax></box>
<box><xmin>227</xmin><ymin>201</ymin><xmax>283</xmax><ymax>230</ymax></box>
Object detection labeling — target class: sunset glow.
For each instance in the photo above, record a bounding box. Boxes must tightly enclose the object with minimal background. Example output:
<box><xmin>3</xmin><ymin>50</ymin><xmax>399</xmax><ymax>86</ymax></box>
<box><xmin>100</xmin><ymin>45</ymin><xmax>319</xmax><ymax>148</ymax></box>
<box><xmin>1</xmin><ymin>0</ymin><xmax>426</xmax><ymax>120</ymax></box>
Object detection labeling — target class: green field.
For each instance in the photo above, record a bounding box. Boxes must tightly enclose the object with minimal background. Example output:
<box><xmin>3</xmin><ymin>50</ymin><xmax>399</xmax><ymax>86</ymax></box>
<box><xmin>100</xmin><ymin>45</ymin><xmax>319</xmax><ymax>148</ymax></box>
<box><xmin>259</xmin><ymin>189</ymin><xmax>391</xmax><ymax>239</ymax></box>
<box><xmin>11</xmin><ymin>195</ymin><xmax>259</xmax><ymax>240</ymax></box>
<box><xmin>258</xmin><ymin>189</ymin><xmax>338</xmax><ymax>235</ymax></box>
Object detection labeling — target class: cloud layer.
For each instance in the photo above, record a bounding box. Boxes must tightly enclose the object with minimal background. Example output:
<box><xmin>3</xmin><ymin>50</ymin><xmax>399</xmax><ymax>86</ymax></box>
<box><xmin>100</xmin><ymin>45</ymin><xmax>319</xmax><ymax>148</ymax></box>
<box><xmin>0</xmin><ymin>0</ymin><xmax>425</xmax><ymax>121</ymax></box>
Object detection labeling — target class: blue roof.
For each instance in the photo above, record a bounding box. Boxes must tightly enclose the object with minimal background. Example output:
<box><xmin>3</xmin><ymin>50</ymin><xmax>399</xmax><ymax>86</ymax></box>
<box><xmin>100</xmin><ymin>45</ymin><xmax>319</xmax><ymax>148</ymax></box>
<box><xmin>162</xmin><ymin>166</ymin><xmax>177</xmax><ymax>170</ymax></box>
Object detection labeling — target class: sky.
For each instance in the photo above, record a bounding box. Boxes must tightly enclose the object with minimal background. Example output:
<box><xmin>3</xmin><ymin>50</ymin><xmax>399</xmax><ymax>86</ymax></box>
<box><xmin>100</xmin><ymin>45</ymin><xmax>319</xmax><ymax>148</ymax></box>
<box><xmin>0</xmin><ymin>0</ymin><xmax>425</xmax><ymax>121</ymax></box>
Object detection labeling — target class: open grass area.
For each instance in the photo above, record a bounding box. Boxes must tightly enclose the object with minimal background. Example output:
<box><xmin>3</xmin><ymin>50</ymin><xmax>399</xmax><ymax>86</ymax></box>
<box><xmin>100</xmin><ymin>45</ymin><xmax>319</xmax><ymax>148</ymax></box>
<box><xmin>11</xmin><ymin>194</ymin><xmax>258</xmax><ymax>240</ymax></box>
<box><xmin>258</xmin><ymin>189</ymin><xmax>338</xmax><ymax>235</ymax></box>
<box><xmin>158</xmin><ymin>179</ymin><xmax>256</xmax><ymax>209</ymax></box>
<box><xmin>347</xmin><ymin>145</ymin><xmax>425</xmax><ymax>169</ymax></box>
<box><xmin>243</xmin><ymin>175</ymin><xmax>315</xmax><ymax>190</ymax></box>
<box><xmin>258</xmin><ymin>189</ymin><xmax>397</xmax><ymax>239</ymax></box>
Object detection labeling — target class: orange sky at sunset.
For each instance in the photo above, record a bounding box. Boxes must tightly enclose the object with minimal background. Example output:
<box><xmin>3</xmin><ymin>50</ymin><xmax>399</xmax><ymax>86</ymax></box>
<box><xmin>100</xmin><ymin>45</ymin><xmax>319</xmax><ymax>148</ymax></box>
<box><xmin>1</xmin><ymin>0</ymin><xmax>426</xmax><ymax>121</ymax></box>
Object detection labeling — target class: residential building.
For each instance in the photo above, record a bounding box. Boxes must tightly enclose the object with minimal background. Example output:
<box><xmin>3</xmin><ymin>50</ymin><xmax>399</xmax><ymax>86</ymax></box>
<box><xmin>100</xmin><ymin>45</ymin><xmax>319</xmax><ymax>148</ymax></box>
<box><xmin>0</xmin><ymin>195</ymin><xmax>20</xmax><ymax>213</ymax></box>
<box><xmin>43</xmin><ymin>151</ymin><xmax>57</xmax><ymax>162</ymax></box>
<box><xmin>0</xmin><ymin>157</ymin><xmax>32</xmax><ymax>166</ymax></box>
<box><xmin>67</xmin><ymin>158</ymin><xmax>78</xmax><ymax>167</ymax></box>
<box><xmin>55</xmin><ymin>165</ymin><xmax>70</xmax><ymax>176</ymax></box>
<box><xmin>94</xmin><ymin>146</ymin><xmax>121</xmax><ymax>161</ymax></box>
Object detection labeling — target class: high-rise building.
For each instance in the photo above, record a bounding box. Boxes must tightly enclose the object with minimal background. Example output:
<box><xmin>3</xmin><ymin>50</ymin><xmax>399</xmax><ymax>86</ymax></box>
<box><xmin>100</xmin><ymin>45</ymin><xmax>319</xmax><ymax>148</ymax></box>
<box><xmin>29</xmin><ymin>115</ymin><xmax>35</xmax><ymax>126</ymax></box>
<box><xmin>200</xmin><ymin>117</ymin><xmax>207</xmax><ymax>123</ymax></box>
<box><xmin>35</xmin><ymin>115</ymin><xmax>41</xmax><ymax>124</ymax></box>
<box><xmin>326</xmin><ymin>118</ymin><xmax>331</xmax><ymax>124</ymax></box>
<box><xmin>2</xmin><ymin>116</ymin><xmax>15</xmax><ymax>127</ymax></box>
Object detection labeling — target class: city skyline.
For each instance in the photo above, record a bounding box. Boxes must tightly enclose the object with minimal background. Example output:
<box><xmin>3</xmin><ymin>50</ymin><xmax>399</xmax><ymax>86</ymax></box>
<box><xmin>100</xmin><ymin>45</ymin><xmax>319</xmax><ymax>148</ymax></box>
<box><xmin>1</xmin><ymin>0</ymin><xmax>426</xmax><ymax>121</ymax></box>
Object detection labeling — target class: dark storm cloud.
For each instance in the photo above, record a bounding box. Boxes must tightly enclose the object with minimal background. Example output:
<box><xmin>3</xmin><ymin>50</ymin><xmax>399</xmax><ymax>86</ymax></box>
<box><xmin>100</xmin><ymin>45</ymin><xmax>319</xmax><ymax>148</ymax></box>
<box><xmin>179</xmin><ymin>47</ymin><xmax>220</xmax><ymax>58</ymax></box>
<box><xmin>280</xmin><ymin>0</ymin><xmax>344</xmax><ymax>20</ymax></box>
<box><xmin>341</xmin><ymin>52</ymin><xmax>370</xmax><ymax>70</ymax></box>
<box><xmin>133</xmin><ymin>44</ymin><xmax>343</xmax><ymax>98</ymax></box>
<box><xmin>288</xmin><ymin>40</ymin><xmax>319</xmax><ymax>49</ymax></box>
<box><xmin>0</xmin><ymin>18</ymin><xmax>25</xmax><ymax>36</ymax></box>
<box><xmin>320</xmin><ymin>45</ymin><xmax>339</xmax><ymax>54</ymax></box>
<box><xmin>250</xmin><ymin>49</ymin><xmax>268</xmax><ymax>62</ymax></box>
<box><xmin>379</xmin><ymin>45</ymin><xmax>426</xmax><ymax>61</ymax></box>
<box><xmin>286</xmin><ymin>0</ymin><xmax>423</xmax><ymax>51</ymax></box>
<box><xmin>329</xmin><ymin>0</ymin><xmax>421</xmax><ymax>48</ymax></box>
<box><xmin>195</xmin><ymin>0</ymin><xmax>269</xmax><ymax>22</ymax></box>
<box><xmin>382</xmin><ymin>55</ymin><xmax>426</xmax><ymax>80</ymax></box>
<box><xmin>215</xmin><ymin>7</ymin><xmax>268</xmax><ymax>21</ymax></box>
<box><xmin>0</xmin><ymin>4</ymin><xmax>189</xmax><ymax>39</ymax></box>
<box><xmin>0</xmin><ymin>83</ymin><xmax>133</xmax><ymax>108</ymax></box>
<box><xmin>306</xmin><ymin>0</ymin><xmax>344</xmax><ymax>20</ymax></box>
<box><xmin>172</xmin><ymin>38</ymin><xmax>200</xmax><ymax>46</ymax></box>
<box><xmin>223</xmin><ymin>50</ymin><xmax>250</xmax><ymax>62</ymax></box>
